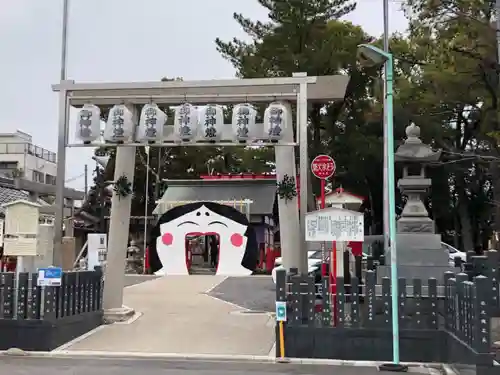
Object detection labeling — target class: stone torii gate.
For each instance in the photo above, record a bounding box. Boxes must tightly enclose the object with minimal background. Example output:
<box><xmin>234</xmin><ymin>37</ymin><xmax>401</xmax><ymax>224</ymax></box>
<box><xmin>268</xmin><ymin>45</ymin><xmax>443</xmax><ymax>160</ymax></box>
<box><xmin>51</xmin><ymin>73</ymin><xmax>348</xmax><ymax>321</ymax></box>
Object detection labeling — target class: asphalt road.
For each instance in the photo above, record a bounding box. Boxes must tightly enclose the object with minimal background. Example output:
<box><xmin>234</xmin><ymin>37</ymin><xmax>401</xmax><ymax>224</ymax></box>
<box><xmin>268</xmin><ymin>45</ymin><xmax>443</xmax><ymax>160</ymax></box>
<box><xmin>123</xmin><ymin>274</ymin><xmax>158</xmax><ymax>287</ymax></box>
<box><xmin>0</xmin><ymin>357</ymin><xmax>383</xmax><ymax>375</ymax></box>
<box><xmin>208</xmin><ymin>276</ymin><xmax>275</xmax><ymax>312</ymax></box>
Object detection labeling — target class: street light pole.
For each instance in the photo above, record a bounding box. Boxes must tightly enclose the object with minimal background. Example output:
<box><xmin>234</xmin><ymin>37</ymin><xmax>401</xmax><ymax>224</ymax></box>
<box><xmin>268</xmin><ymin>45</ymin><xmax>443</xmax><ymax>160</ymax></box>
<box><xmin>357</xmin><ymin>44</ymin><xmax>405</xmax><ymax>372</ymax></box>
<box><xmin>384</xmin><ymin>53</ymin><xmax>402</xmax><ymax>370</ymax></box>
<box><xmin>382</xmin><ymin>0</ymin><xmax>390</xmax><ymax>255</ymax></box>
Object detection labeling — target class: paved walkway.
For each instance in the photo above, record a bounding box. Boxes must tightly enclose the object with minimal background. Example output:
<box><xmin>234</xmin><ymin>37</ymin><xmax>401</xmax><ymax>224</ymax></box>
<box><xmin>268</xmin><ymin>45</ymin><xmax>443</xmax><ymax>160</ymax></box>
<box><xmin>57</xmin><ymin>276</ymin><xmax>275</xmax><ymax>356</ymax></box>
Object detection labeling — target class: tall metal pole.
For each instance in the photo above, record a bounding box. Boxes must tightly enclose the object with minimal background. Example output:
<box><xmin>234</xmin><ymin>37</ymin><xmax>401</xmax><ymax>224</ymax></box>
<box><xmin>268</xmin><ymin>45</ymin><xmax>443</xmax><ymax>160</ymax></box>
<box><xmin>53</xmin><ymin>0</ymin><xmax>70</xmax><ymax>267</ymax></box>
<box><xmin>382</xmin><ymin>0</ymin><xmax>390</xmax><ymax>256</ymax></box>
<box><xmin>143</xmin><ymin>147</ymin><xmax>150</xmax><ymax>274</ymax></box>
<box><xmin>386</xmin><ymin>55</ymin><xmax>401</xmax><ymax>366</ymax></box>
<box><xmin>59</xmin><ymin>0</ymin><xmax>69</xmax><ymax>82</ymax></box>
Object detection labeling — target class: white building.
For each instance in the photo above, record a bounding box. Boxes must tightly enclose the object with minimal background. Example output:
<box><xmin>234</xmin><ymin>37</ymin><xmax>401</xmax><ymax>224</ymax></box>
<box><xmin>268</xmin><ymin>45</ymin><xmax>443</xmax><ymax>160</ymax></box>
<box><xmin>0</xmin><ymin>130</ymin><xmax>57</xmax><ymax>185</ymax></box>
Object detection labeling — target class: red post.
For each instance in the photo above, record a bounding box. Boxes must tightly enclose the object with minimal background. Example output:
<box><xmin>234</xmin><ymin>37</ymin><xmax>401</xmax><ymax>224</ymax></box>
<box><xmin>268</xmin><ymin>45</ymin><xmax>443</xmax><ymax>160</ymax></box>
<box><xmin>320</xmin><ymin>178</ymin><xmax>328</xmax><ymax>277</ymax></box>
<box><xmin>331</xmin><ymin>241</ymin><xmax>337</xmax><ymax>326</ymax></box>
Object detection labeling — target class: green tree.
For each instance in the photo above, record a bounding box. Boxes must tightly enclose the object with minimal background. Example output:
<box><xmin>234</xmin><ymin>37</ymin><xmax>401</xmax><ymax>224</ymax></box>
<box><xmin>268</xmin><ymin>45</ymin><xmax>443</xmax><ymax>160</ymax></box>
<box><xmin>388</xmin><ymin>0</ymin><xmax>499</xmax><ymax>249</ymax></box>
<box><xmin>215</xmin><ymin>0</ymin><xmax>396</xmax><ymax>229</ymax></box>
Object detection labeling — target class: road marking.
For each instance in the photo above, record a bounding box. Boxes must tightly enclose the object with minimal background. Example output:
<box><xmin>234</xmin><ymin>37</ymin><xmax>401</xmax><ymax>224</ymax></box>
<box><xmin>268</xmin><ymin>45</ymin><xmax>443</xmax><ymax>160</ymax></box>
<box><xmin>51</xmin><ymin>325</ymin><xmax>107</xmax><ymax>352</ymax></box>
<box><xmin>50</xmin><ymin>309</ymin><xmax>143</xmax><ymax>352</ymax></box>
<box><xmin>202</xmin><ymin>292</ymin><xmax>251</xmax><ymax>311</ymax></box>
<box><xmin>267</xmin><ymin>342</ymin><xmax>276</xmax><ymax>358</ymax></box>
<box><xmin>203</xmin><ymin>276</ymin><xmax>229</xmax><ymax>294</ymax></box>
<box><xmin>0</xmin><ymin>349</ymin><xmax>447</xmax><ymax>369</ymax></box>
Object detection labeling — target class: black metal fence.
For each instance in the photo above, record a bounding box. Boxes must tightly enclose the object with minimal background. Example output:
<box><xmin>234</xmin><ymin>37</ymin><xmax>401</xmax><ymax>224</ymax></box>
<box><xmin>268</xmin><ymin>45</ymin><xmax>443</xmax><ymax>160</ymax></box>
<box><xmin>0</xmin><ymin>268</ymin><xmax>103</xmax><ymax>351</ymax></box>
<box><xmin>276</xmin><ymin>250</ymin><xmax>499</xmax><ymax>375</ymax></box>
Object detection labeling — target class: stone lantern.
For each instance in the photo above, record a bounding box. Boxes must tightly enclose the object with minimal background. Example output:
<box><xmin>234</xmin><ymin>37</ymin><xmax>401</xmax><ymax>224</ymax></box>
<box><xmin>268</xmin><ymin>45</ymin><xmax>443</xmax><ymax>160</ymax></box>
<box><xmin>378</xmin><ymin>123</ymin><xmax>453</xmax><ymax>283</ymax></box>
<box><xmin>395</xmin><ymin>123</ymin><xmax>441</xmax><ymax>233</ymax></box>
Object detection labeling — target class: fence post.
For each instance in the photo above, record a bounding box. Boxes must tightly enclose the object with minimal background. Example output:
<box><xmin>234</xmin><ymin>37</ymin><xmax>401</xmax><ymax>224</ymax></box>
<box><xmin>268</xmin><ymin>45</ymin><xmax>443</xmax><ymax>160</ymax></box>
<box><xmin>365</xmin><ymin>270</ymin><xmax>376</xmax><ymax>327</ymax></box>
<box><xmin>16</xmin><ymin>272</ymin><xmax>29</xmax><ymax>319</ymax></box>
<box><xmin>42</xmin><ymin>286</ymin><xmax>57</xmax><ymax>321</ymax></box>
<box><xmin>486</xmin><ymin>250</ymin><xmax>499</xmax><ymax>315</ymax></box>
<box><xmin>68</xmin><ymin>272</ymin><xmax>76</xmax><ymax>315</ymax></box>
<box><xmin>336</xmin><ymin>276</ymin><xmax>345</xmax><ymax>327</ymax></box>
<box><xmin>428</xmin><ymin>278</ymin><xmax>438</xmax><ymax>329</ymax></box>
<box><xmin>456</xmin><ymin>273</ymin><xmax>468</xmax><ymax>340</ymax></box>
<box><xmin>28</xmin><ymin>273</ymin><xmax>41</xmax><ymax>319</ymax></box>
<box><xmin>321</xmin><ymin>270</ymin><xmax>330</xmax><ymax>327</ymax></box>
<box><xmin>0</xmin><ymin>273</ymin><xmax>15</xmax><ymax>319</ymax></box>
<box><xmin>382</xmin><ymin>277</ymin><xmax>391</xmax><ymax>328</ymax></box>
<box><xmin>398</xmin><ymin>278</ymin><xmax>406</xmax><ymax>328</ymax></box>
<box><xmin>463</xmin><ymin>281</ymin><xmax>473</xmax><ymax>346</ymax></box>
<box><xmin>473</xmin><ymin>275</ymin><xmax>491</xmax><ymax>354</ymax></box>
<box><xmin>350</xmin><ymin>276</ymin><xmax>360</xmax><ymax>326</ymax></box>
<box><xmin>413</xmin><ymin>278</ymin><xmax>423</xmax><ymax>329</ymax></box>
<box><xmin>289</xmin><ymin>274</ymin><xmax>301</xmax><ymax>325</ymax></box>
<box><xmin>62</xmin><ymin>272</ymin><xmax>69</xmax><ymax>317</ymax></box>
<box><xmin>443</xmin><ymin>272</ymin><xmax>454</xmax><ymax>330</ymax></box>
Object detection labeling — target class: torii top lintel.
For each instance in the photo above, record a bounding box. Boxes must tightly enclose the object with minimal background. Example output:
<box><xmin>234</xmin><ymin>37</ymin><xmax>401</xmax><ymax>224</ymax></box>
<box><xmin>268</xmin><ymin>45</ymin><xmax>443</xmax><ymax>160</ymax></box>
<box><xmin>51</xmin><ymin>74</ymin><xmax>349</xmax><ymax>106</ymax></box>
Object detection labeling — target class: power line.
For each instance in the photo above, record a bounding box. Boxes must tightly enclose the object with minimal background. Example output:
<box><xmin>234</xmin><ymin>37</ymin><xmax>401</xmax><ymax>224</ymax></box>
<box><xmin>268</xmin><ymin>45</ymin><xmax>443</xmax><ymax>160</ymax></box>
<box><xmin>65</xmin><ymin>172</ymin><xmax>85</xmax><ymax>183</ymax></box>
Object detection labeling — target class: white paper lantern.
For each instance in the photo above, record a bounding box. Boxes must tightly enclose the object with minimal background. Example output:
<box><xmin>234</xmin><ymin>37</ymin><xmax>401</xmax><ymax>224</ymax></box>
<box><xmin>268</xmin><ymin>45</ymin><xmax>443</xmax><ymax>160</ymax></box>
<box><xmin>232</xmin><ymin>103</ymin><xmax>257</xmax><ymax>142</ymax></box>
<box><xmin>174</xmin><ymin>103</ymin><xmax>198</xmax><ymax>141</ymax></box>
<box><xmin>75</xmin><ymin>104</ymin><xmax>101</xmax><ymax>144</ymax></box>
<box><xmin>104</xmin><ymin>104</ymin><xmax>136</xmax><ymax>143</ymax></box>
<box><xmin>264</xmin><ymin>101</ymin><xmax>290</xmax><ymax>141</ymax></box>
<box><xmin>198</xmin><ymin>105</ymin><xmax>224</xmax><ymax>142</ymax></box>
<box><xmin>136</xmin><ymin>103</ymin><xmax>167</xmax><ymax>143</ymax></box>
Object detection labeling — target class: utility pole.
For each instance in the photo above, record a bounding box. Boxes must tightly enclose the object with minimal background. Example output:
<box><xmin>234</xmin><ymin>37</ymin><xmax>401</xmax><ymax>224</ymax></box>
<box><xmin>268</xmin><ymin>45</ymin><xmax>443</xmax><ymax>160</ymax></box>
<box><xmin>84</xmin><ymin>164</ymin><xmax>88</xmax><ymax>199</ymax></box>
<box><xmin>382</xmin><ymin>0</ymin><xmax>390</xmax><ymax>256</ymax></box>
<box><xmin>53</xmin><ymin>0</ymin><xmax>70</xmax><ymax>267</ymax></box>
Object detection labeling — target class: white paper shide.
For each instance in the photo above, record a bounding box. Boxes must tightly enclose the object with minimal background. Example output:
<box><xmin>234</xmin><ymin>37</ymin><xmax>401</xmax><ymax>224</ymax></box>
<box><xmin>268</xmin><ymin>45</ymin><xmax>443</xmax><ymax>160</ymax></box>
<box><xmin>199</xmin><ymin>104</ymin><xmax>224</xmax><ymax>141</ymax></box>
<box><xmin>232</xmin><ymin>103</ymin><xmax>257</xmax><ymax>142</ymax></box>
<box><xmin>264</xmin><ymin>101</ymin><xmax>290</xmax><ymax>141</ymax></box>
<box><xmin>75</xmin><ymin>104</ymin><xmax>101</xmax><ymax>143</ymax></box>
<box><xmin>174</xmin><ymin>103</ymin><xmax>198</xmax><ymax>141</ymax></box>
<box><xmin>136</xmin><ymin>103</ymin><xmax>167</xmax><ymax>143</ymax></box>
<box><xmin>104</xmin><ymin>104</ymin><xmax>135</xmax><ymax>143</ymax></box>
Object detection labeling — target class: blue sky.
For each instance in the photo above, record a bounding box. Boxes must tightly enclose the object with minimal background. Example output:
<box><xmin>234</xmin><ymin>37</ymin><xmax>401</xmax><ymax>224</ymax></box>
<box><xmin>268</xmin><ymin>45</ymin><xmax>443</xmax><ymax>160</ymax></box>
<box><xmin>0</xmin><ymin>0</ymin><xmax>407</xmax><ymax>190</ymax></box>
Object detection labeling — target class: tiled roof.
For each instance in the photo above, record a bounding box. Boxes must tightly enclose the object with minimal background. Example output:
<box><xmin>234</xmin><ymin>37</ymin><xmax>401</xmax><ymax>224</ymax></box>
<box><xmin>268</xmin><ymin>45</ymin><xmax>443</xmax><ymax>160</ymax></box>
<box><xmin>153</xmin><ymin>179</ymin><xmax>277</xmax><ymax>216</ymax></box>
<box><xmin>0</xmin><ymin>186</ymin><xmax>49</xmax><ymax>215</ymax></box>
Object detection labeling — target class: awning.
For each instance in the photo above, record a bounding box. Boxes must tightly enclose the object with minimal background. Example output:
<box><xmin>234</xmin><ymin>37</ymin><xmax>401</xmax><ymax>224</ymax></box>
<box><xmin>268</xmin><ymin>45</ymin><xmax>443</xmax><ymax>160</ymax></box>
<box><xmin>153</xmin><ymin>179</ymin><xmax>277</xmax><ymax>216</ymax></box>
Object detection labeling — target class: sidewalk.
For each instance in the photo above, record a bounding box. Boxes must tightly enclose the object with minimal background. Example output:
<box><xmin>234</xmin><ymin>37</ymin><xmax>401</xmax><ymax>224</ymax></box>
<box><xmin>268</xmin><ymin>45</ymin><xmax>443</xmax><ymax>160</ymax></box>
<box><xmin>56</xmin><ymin>276</ymin><xmax>275</xmax><ymax>356</ymax></box>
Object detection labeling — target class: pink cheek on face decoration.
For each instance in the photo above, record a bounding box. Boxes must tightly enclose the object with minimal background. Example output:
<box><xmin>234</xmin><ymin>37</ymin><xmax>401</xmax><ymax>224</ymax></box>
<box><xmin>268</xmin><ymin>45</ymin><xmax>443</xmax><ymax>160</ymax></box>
<box><xmin>162</xmin><ymin>233</ymin><xmax>173</xmax><ymax>246</ymax></box>
<box><xmin>230</xmin><ymin>233</ymin><xmax>244</xmax><ymax>247</ymax></box>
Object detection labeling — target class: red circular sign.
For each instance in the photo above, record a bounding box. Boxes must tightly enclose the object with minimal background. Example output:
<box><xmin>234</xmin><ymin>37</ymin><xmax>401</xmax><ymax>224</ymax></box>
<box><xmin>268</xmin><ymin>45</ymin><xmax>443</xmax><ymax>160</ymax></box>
<box><xmin>311</xmin><ymin>155</ymin><xmax>336</xmax><ymax>179</ymax></box>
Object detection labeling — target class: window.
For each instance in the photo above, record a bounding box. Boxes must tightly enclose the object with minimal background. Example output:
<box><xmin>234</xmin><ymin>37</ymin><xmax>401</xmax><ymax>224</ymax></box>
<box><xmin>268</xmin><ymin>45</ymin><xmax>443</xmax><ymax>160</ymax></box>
<box><xmin>0</xmin><ymin>162</ymin><xmax>18</xmax><ymax>169</ymax></box>
<box><xmin>45</xmin><ymin>174</ymin><xmax>56</xmax><ymax>185</ymax></box>
<box><xmin>32</xmin><ymin>170</ymin><xmax>44</xmax><ymax>183</ymax></box>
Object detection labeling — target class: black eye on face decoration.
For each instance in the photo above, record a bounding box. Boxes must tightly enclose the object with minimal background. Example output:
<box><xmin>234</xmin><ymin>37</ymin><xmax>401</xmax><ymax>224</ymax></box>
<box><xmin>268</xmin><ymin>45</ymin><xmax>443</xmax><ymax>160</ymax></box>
<box><xmin>196</xmin><ymin>212</ymin><xmax>201</xmax><ymax>216</ymax></box>
<box><xmin>205</xmin><ymin>212</ymin><xmax>210</xmax><ymax>216</ymax></box>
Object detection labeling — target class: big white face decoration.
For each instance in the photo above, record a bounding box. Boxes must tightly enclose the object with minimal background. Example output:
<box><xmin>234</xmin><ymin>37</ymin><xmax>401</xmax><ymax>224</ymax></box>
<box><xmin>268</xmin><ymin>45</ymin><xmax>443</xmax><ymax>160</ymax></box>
<box><xmin>148</xmin><ymin>202</ymin><xmax>258</xmax><ymax>276</ymax></box>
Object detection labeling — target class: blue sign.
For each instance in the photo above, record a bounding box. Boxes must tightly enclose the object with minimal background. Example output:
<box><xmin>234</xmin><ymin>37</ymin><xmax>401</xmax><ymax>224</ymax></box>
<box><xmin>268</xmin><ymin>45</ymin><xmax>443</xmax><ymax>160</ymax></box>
<box><xmin>276</xmin><ymin>301</ymin><xmax>287</xmax><ymax>322</ymax></box>
<box><xmin>37</xmin><ymin>267</ymin><xmax>63</xmax><ymax>287</ymax></box>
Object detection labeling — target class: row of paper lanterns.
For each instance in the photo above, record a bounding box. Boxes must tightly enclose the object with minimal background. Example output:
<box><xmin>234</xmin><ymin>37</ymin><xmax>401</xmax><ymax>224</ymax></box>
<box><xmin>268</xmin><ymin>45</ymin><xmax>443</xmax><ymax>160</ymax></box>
<box><xmin>75</xmin><ymin>102</ymin><xmax>292</xmax><ymax>144</ymax></box>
